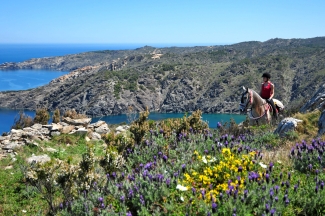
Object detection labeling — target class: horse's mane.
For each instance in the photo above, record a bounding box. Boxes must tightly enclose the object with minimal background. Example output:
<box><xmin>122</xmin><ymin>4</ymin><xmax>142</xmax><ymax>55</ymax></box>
<box><xmin>248</xmin><ymin>88</ymin><xmax>264</xmax><ymax>104</ymax></box>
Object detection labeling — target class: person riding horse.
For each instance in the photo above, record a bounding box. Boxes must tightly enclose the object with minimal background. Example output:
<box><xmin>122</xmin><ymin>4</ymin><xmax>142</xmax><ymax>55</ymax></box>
<box><xmin>260</xmin><ymin>72</ymin><xmax>277</xmax><ymax>119</ymax></box>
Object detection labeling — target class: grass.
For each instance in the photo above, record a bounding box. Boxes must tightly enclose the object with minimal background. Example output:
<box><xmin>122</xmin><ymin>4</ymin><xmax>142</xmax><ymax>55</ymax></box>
<box><xmin>0</xmin><ymin>134</ymin><xmax>106</xmax><ymax>215</ymax></box>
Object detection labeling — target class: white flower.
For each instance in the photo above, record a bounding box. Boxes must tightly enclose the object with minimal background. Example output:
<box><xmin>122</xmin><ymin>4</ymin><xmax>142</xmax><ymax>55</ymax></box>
<box><xmin>209</xmin><ymin>157</ymin><xmax>217</xmax><ymax>162</ymax></box>
<box><xmin>277</xmin><ymin>160</ymin><xmax>282</xmax><ymax>164</ymax></box>
<box><xmin>176</xmin><ymin>184</ymin><xmax>188</xmax><ymax>191</ymax></box>
<box><xmin>259</xmin><ymin>162</ymin><xmax>267</xmax><ymax>169</ymax></box>
<box><xmin>180</xmin><ymin>196</ymin><xmax>184</xmax><ymax>202</ymax></box>
<box><xmin>22</xmin><ymin>210</ymin><xmax>27</xmax><ymax>213</ymax></box>
<box><xmin>202</xmin><ymin>156</ymin><xmax>207</xmax><ymax>164</ymax></box>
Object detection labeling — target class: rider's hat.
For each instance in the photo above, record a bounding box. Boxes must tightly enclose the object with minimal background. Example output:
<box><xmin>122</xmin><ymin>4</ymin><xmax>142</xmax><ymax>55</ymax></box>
<box><xmin>262</xmin><ymin>72</ymin><xmax>271</xmax><ymax>79</ymax></box>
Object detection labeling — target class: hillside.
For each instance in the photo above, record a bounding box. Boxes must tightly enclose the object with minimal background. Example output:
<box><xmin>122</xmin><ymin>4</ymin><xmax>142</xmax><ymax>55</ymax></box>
<box><xmin>0</xmin><ymin>37</ymin><xmax>325</xmax><ymax>116</ymax></box>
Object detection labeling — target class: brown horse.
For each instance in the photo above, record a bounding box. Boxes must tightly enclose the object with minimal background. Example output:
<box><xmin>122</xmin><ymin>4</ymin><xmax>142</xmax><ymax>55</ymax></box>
<box><xmin>239</xmin><ymin>87</ymin><xmax>284</xmax><ymax>125</ymax></box>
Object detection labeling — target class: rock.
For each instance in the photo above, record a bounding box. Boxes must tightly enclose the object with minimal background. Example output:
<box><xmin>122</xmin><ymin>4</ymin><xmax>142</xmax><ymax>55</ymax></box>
<box><xmin>0</xmin><ymin>136</ymin><xmax>6</xmax><ymax>141</ymax></box>
<box><xmin>318</xmin><ymin>110</ymin><xmax>325</xmax><ymax>136</ymax></box>
<box><xmin>50</xmin><ymin>123</ymin><xmax>63</xmax><ymax>131</ymax></box>
<box><xmin>95</xmin><ymin>123</ymin><xmax>110</xmax><ymax>134</ymax></box>
<box><xmin>91</xmin><ymin>120</ymin><xmax>106</xmax><ymax>128</ymax></box>
<box><xmin>274</xmin><ymin>117</ymin><xmax>303</xmax><ymax>137</ymax></box>
<box><xmin>2</xmin><ymin>140</ymin><xmax>10</xmax><ymax>145</ymax></box>
<box><xmin>31</xmin><ymin>124</ymin><xmax>43</xmax><ymax>130</ymax></box>
<box><xmin>26</xmin><ymin>154</ymin><xmax>51</xmax><ymax>164</ymax></box>
<box><xmin>62</xmin><ymin>125</ymin><xmax>75</xmax><ymax>134</ymax></box>
<box><xmin>45</xmin><ymin>147</ymin><xmax>57</xmax><ymax>153</ymax></box>
<box><xmin>50</xmin><ymin>131</ymin><xmax>61</xmax><ymax>136</ymax></box>
<box><xmin>85</xmin><ymin>136</ymin><xmax>90</xmax><ymax>142</ymax></box>
<box><xmin>89</xmin><ymin>132</ymin><xmax>101</xmax><ymax>140</ymax></box>
<box><xmin>4</xmin><ymin>165</ymin><xmax>13</xmax><ymax>170</ymax></box>
<box><xmin>62</xmin><ymin>117</ymin><xmax>91</xmax><ymax>126</ymax></box>
<box><xmin>10</xmin><ymin>129</ymin><xmax>25</xmax><ymax>137</ymax></box>
<box><xmin>72</xmin><ymin>128</ymin><xmax>88</xmax><ymax>135</ymax></box>
<box><xmin>115</xmin><ymin>126</ymin><xmax>126</xmax><ymax>133</ymax></box>
<box><xmin>300</xmin><ymin>83</ymin><xmax>325</xmax><ymax>113</ymax></box>
<box><xmin>2</xmin><ymin>143</ymin><xmax>20</xmax><ymax>150</ymax></box>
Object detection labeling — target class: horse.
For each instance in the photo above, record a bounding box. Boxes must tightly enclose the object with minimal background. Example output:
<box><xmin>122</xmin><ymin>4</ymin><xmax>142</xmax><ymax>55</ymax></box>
<box><xmin>239</xmin><ymin>86</ymin><xmax>284</xmax><ymax>125</ymax></box>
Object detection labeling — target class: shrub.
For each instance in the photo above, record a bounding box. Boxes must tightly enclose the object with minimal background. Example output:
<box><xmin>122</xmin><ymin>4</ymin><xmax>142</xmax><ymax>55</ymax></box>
<box><xmin>33</xmin><ymin>108</ymin><xmax>50</xmax><ymax>125</ymax></box>
<box><xmin>11</xmin><ymin>110</ymin><xmax>34</xmax><ymax>129</ymax></box>
<box><xmin>52</xmin><ymin>108</ymin><xmax>61</xmax><ymax>123</ymax></box>
<box><xmin>63</xmin><ymin>109</ymin><xmax>87</xmax><ymax>119</ymax></box>
<box><xmin>129</xmin><ymin>108</ymin><xmax>150</xmax><ymax>144</ymax></box>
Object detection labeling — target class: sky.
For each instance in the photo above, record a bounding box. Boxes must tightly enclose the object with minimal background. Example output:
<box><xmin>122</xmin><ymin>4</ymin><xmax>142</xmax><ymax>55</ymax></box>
<box><xmin>1</xmin><ymin>0</ymin><xmax>325</xmax><ymax>45</ymax></box>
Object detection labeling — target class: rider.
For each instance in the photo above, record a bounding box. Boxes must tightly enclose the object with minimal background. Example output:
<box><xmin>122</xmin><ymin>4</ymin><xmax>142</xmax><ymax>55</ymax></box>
<box><xmin>260</xmin><ymin>72</ymin><xmax>277</xmax><ymax>119</ymax></box>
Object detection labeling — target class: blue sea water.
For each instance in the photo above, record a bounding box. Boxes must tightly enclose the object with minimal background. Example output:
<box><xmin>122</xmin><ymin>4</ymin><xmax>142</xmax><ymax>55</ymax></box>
<box><xmin>0</xmin><ymin>44</ymin><xmax>244</xmax><ymax>134</ymax></box>
<box><xmin>0</xmin><ymin>110</ymin><xmax>245</xmax><ymax>134</ymax></box>
<box><xmin>0</xmin><ymin>70</ymin><xmax>69</xmax><ymax>91</ymax></box>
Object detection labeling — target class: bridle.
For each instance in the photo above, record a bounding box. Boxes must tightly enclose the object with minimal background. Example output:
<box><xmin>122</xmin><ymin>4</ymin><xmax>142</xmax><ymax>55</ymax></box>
<box><xmin>239</xmin><ymin>89</ymin><xmax>253</xmax><ymax>113</ymax></box>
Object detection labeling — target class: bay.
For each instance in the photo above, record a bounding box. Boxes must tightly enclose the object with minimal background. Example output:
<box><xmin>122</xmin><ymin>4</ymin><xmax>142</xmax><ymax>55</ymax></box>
<box><xmin>0</xmin><ymin>110</ymin><xmax>245</xmax><ymax>134</ymax></box>
<box><xmin>0</xmin><ymin>69</ymin><xmax>69</xmax><ymax>91</ymax></box>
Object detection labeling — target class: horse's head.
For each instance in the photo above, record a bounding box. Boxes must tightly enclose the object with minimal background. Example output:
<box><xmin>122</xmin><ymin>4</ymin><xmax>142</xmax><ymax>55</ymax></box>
<box><xmin>239</xmin><ymin>86</ymin><xmax>252</xmax><ymax>114</ymax></box>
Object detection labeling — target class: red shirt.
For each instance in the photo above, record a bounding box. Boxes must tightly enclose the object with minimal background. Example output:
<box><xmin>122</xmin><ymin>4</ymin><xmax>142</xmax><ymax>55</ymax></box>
<box><xmin>261</xmin><ymin>82</ymin><xmax>273</xmax><ymax>99</ymax></box>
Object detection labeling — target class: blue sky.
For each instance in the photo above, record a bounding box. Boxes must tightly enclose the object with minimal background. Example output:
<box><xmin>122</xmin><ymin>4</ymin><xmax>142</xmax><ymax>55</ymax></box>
<box><xmin>1</xmin><ymin>0</ymin><xmax>324</xmax><ymax>44</ymax></box>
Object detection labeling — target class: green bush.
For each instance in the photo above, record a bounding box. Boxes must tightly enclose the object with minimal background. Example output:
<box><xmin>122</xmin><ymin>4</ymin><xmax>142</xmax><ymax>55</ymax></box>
<box><xmin>33</xmin><ymin>108</ymin><xmax>50</xmax><ymax>125</ymax></box>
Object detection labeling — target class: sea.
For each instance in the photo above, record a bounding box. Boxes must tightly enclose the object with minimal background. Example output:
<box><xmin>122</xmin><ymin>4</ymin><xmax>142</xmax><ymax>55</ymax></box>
<box><xmin>0</xmin><ymin>44</ymin><xmax>244</xmax><ymax>134</ymax></box>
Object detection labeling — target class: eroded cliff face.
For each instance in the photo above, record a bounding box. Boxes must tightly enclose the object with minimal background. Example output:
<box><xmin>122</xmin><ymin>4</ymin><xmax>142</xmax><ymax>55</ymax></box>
<box><xmin>0</xmin><ymin>38</ymin><xmax>325</xmax><ymax>116</ymax></box>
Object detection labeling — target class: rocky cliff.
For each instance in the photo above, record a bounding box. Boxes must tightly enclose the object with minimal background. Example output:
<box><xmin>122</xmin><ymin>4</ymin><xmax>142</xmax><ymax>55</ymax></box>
<box><xmin>0</xmin><ymin>37</ymin><xmax>325</xmax><ymax>116</ymax></box>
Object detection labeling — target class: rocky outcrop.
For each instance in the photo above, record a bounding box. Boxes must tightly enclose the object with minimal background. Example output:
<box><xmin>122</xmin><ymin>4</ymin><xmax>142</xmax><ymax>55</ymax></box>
<box><xmin>300</xmin><ymin>83</ymin><xmax>325</xmax><ymax>113</ymax></box>
<box><xmin>318</xmin><ymin>110</ymin><xmax>325</xmax><ymax>136</ymax></box>
<box><xmin>0</xmin><ymin>119</ymin><xmax>124</xmax><ymax>159</ymax></box>
<box><xmin>274</xmin><ymin>118</ymin><xmax>303</xmax><ymax>137</ymax></box>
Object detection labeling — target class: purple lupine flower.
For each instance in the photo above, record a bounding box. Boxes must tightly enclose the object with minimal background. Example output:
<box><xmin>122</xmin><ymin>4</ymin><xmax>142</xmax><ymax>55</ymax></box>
<box><xmin>308</xmin><ymin>164</ymin><xmax>313</xmax><ymax>171</ymax></box>
<box><xmin>126</xmin><ymin>211</ymin><xmax>132</xmax><ymax>216</ymax></box>
<box><xmin>269</xmin><ymin>189</ymin><xmax>274</xmax><ymax>198</ymax></box>
<box><xmin>162</xmin><ymin>155</ymin><xmax>168</xmax><ymax>162</ymax></box>
<box><xmin>219</xmin><ymin>192</ymin><xmax>223</xmax><ymax>201</ymax></box>
<box><xmin>275</xmin><ymin>185</ymin><xmax>279</xmax><ymax>193</ymax></box>
<box><xmin>192</xmin><ymin>187</ymin><xmax>196</xmax><ymax>195</ymax></box>
<box><xmin>265</xmin><ymin>174</ymin><xmax>270</xmax><ymax>183</ymax></box>
<box><xmin>212</xmin><ymin>202</ymin><xmax>217</xmax><ymax>213</ymax></box>
<box><xmin>100</xmin><ymin>203</ymin><xmax>105</xmax><ymax>208</ymax></box>
<box><xmin>128</xmin><ymin>189</ymin><xmax>134</xmax><ymax>198</ymax></box>
<box><xmin>270</xmin><ymin>208</ymin><xmax>276</xmax><ymax>216</ymax></box>
<box><xmin>280</xmin><ymin>172</ymin><xmax>283</xmax><ymax>179</ymax></box>
<box><xmin>286</xmin><ymin>181</ymin><xmax>290</xmax><ymax>188</ymax></box>
<box><xmin>217</xmin><ymin>122</ymin><xmax>222</xmax><ymax>128</ymax></box>
<box><xmin>244</xmin><ymin>190</ymin><xmax>248</xmax><ymax>198</ymax></box>
<box><xmin>166</xmin><ymin>178</ymin><xmax>171</xmax><ymax>187</ymax></box>
<box><xmin>59</xmin><ymin>203</ymin><xmax>63</xmax><ymax>209</ymax></box>
<box><xmin>140</xmin><ymin>195</ymin><xmax>145</xmax><ymax>205</ymax></box>
<box><xmin>182</xmin><ymin>164</ymin><xmax>186</xmax><ymax>171</ymax></box>
<box><xmin>106</xmin><ymin>174</ymin><xmax>110</xmax><ymax>180</ymax></box>
<box><xmin>238</xmin><ymin>166</ymin><xmax>243</xmax><ymax>172</ymax></box>
<box><xmin>159</xmin><ymin>129</ymin><xmax>164</xmax><ymax>134</ymax></box>
<box><xmin>275</xmin><ymin>196</ymin><xmax>278</xmax><ymax>202</ymax></box>
<box><xmin>269</xmin><ymin>162</ymin><xmax>274</xmax><ymax>172</ymax></box>
<box><xmin>321</xmin><ymin>181</ymin><xmax>324</xmax><ymax>190</ymax></box>
<box><xmin>285</xmin><ymin>198</ymin><xmax>290</xmax><ymax>206</ymax></box>
<box><xmin>112</xmin><ymin>172</ymin><xmax>116</xmax><ymax>179</ymax></box>
<box><xmin>288</xmin><ymin>172</ymin><xmax>291</xmax><ymax>180</ymax></box>
<box><xmin>98</xmin><ymin>197</ymin><xmax>103</xmax><ymax>202</ymax></box>
<box><xmin>204</xmin><ymin>149</ymin><xmax>209</xmax><ymax>154</ymax></box>
<box><xmin>315</xmin><ymin>186</ymin><xmax>319</xmax><ymax>193</ymax></box>
<box><xmin>265</xmin><ymin>203</ymin><xmax>270</xmax><ymax>213</ymax></box>
<box><xmin>293</xmin><ymin>184</ymin><xmax>298</xmax><ymax>192</ymax></box>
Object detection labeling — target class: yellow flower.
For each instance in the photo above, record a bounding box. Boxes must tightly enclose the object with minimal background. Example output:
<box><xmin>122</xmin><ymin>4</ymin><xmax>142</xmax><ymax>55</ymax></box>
<box><xmin>222</xmin><ymin>148</ymin><xmax>231</xmax><ymax>156</ymax></box>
